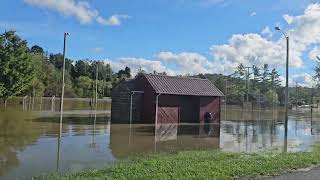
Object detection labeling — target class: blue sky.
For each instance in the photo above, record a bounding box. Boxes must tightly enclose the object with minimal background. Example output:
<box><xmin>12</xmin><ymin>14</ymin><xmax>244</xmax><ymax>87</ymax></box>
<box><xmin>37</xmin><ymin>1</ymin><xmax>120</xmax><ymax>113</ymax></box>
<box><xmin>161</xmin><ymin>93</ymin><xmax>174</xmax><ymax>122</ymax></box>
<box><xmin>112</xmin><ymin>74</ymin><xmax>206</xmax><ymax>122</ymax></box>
<box><xmin>1</xmin><ymin>0</ymin><xmax>320</xmax><ymax>87</ymax></box>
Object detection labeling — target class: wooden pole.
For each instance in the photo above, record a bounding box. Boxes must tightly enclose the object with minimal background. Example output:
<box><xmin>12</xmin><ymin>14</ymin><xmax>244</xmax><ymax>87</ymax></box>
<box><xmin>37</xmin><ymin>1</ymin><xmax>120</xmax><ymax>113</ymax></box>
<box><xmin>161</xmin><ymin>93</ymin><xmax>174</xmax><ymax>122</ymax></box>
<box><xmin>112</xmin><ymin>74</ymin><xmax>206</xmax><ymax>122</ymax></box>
<box><xmin>59</xmin><ymin>32</ymin><xmax>69</xmax><ymax>139</ymax></box>
<box><xmin>95</xmin><ymin>62</ymin><xmax>98</xmax><ymax>110</ymax></box>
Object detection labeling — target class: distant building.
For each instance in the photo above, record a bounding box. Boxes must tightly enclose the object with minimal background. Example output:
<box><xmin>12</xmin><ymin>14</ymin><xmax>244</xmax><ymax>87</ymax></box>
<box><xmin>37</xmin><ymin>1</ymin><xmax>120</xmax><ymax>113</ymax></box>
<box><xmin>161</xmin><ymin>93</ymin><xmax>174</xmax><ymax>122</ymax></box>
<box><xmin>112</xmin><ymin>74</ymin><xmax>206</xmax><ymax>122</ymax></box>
<box><xmin>111</xmin><ymin>74</ymin><xmax>224</xmax><ymax>124</ymax></box>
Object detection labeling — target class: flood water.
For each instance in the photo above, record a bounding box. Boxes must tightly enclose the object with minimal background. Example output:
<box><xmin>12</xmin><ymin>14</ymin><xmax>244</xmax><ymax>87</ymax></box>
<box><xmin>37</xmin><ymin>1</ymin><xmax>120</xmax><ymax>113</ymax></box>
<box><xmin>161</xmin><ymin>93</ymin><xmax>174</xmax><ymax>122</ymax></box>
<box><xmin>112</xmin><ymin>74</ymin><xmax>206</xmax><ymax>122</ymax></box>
<box><xmin>1</xmin><ymin>100</ymin><xmax>320</xmax><ymax>179</ymax></box>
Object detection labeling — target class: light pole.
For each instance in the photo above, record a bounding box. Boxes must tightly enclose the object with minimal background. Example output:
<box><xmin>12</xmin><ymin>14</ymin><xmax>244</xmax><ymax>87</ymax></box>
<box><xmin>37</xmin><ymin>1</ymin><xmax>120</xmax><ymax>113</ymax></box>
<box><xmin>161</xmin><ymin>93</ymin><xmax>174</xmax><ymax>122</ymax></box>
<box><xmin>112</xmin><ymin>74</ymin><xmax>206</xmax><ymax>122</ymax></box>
<box><xmin>275</xmin><ymin>26</ymin><xmax>289</xmax><ymax>152</ymax></box>
<box><xmin>57</xmin><ymin>32</ymin><xmax>69</xmax><ymax>172</ymax></box>
<box><xmin>59</xmin><ymin>32</ymin><xmax>69</xmax><ymax>137</ymax></box>
<box><xmin>244</xmin><ymin>66</ymin><xmax>253</xmax><ymax>103</ymax></box>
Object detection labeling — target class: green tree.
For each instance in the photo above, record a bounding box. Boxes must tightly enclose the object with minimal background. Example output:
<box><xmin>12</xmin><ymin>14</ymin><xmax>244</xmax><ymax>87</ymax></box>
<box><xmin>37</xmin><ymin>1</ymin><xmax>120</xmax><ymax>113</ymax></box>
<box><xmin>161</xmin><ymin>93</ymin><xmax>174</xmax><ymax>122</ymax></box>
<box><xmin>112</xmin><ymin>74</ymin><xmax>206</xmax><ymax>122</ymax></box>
<box><xmin>0</xmin><ymin>31</ymin><xmax>35</xmax><ymax>106</ymax></box>
<box><xmin>270</xmin><ymin>68</ymin><xmax>281</xmax><ymax>89</ymax></box>
<box><xmin>252</xmin><ymin>65</ymin><xmax>261</xmax><ymax>92</ymax></box>
<box><xmin>74</xmin><ymin>76</ymin><xmax>93</xmax><ymax>97</ymax></box>
<box><xmin>117</xmin><ymin>66</ymin><xmax>131</xmax><ymax>79</ymax></box>
<box><xmin>260</xmin><ymin>64</ymin><xmax>270</xmax><ymax>93</ymax></box>
<box><xmin>73</xmin><ymin>60</ymin><xmax>91</xmax><ymax>78</ymax></box>
<box><xmin>30</xmin><ymin>45</ymin><xmax>44</xmax><ymax>55</ymax></box>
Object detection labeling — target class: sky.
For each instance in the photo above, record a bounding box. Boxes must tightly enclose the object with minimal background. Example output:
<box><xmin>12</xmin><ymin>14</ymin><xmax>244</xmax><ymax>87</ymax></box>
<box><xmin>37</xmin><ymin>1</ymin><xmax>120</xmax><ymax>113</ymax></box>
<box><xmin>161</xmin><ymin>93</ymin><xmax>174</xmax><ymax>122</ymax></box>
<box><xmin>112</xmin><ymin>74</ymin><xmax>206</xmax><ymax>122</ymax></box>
<box><xmin>1</xmin><ymin>0</ymin><xmax>320</xmax><ymax>87</ymax></box>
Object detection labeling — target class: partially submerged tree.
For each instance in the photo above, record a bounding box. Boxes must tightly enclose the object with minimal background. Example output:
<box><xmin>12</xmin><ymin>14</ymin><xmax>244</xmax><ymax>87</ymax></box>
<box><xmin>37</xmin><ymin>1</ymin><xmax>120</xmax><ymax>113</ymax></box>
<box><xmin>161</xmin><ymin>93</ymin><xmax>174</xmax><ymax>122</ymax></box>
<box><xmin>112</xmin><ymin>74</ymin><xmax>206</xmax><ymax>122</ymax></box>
<box><xmin>0</xmin><ymin>31</ymin><xmax>35</xmax><ymax>107</ymax></box>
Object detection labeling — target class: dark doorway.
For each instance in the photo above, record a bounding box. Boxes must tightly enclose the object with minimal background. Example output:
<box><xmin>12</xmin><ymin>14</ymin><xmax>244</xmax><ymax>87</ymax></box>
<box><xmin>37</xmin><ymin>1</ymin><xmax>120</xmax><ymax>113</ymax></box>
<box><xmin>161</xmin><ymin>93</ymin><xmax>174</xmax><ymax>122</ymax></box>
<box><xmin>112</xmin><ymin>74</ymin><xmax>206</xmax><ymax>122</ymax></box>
<box><xmin>180</xmin><ymin>96</ymin><xmax>199</xmax><ymax>123</ymax></box>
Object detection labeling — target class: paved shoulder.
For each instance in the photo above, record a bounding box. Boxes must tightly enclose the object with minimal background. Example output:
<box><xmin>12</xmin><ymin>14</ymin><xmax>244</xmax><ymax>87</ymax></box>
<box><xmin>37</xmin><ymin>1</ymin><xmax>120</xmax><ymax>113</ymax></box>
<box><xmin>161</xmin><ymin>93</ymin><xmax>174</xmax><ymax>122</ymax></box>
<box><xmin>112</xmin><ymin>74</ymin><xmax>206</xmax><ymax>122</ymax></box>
<box><xmin>262</xmin><ymin>167</ymin><xmax>320</xmax><ymax>180</ymax></box>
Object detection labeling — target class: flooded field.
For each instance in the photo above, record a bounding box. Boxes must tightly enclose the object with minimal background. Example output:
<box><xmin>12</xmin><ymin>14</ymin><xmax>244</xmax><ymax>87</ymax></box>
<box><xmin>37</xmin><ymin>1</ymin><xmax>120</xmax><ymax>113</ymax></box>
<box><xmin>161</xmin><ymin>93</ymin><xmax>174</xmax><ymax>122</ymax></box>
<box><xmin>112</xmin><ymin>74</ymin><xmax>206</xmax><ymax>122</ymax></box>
<box><xmin>1</xmin><ymin>100</ymin><xmax>320</xmax><ymax>179</ymax></box>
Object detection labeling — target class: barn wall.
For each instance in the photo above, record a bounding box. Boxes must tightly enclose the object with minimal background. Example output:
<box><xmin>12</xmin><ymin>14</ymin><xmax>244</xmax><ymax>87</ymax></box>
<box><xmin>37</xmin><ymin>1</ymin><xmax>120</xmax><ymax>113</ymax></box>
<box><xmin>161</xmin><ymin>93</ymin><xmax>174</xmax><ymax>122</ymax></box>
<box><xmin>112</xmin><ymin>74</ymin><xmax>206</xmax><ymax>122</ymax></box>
<box><xmin>140</xmin><ymin>76</ymin><xmax>156</xmax><ymax>124</ymax></box>
<box><xmin>111</xmin><ymin>82</ymin><xmax>131</xmax><ymax>124</ymax></box>
<box><xmin>158</xmin><ymin>95</ymin><xmax>180</xmax><ymax>124</ymax></box>
<box><xmin>132</xmin><ymin>93</ymin><xmax>143</xmax><ymax>123</ymax></box>
<box><xmin>199</xmin><ymin>97</ymin><xmax>221</xmax><ymax>124</ymax></box>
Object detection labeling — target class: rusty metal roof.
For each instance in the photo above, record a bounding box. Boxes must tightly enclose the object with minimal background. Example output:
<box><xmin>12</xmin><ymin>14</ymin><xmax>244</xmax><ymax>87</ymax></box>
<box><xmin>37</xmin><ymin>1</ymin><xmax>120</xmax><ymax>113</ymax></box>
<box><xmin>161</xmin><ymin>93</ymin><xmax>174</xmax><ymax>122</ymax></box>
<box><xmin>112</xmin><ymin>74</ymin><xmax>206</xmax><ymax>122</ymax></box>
<box><xmin>143</xmin><ymin>74</ymin><xmax>224</xmax><ymax>97</ymax></box>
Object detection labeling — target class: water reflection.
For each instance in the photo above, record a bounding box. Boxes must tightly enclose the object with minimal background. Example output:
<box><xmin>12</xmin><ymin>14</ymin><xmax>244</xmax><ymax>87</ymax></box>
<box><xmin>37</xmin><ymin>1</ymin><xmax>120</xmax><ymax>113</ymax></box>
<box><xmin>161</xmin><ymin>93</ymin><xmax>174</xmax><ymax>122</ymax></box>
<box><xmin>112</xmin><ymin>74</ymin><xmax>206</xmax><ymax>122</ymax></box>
<box><xmin>0</xmin><ymin>107</ymin><xmax>320</xmax><ymax>179</ymax></box>
<box><xmin>111</xmin><ymin>123</ymin><xmax>220</xmax><ymax>159</ymax></box>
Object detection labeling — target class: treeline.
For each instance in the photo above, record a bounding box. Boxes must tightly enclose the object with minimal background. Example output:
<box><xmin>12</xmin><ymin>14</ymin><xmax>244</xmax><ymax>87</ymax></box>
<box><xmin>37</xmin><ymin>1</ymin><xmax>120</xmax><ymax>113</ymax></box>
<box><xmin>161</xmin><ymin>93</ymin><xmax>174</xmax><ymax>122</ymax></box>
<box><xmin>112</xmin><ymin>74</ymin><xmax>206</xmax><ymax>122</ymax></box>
<box><xmin>196</xmin><ymin>64</ymin><xmax>286</xmax><ymax>106</ymax></box>
<box><xmin>196</xmin><ymin>63</ymin><xmax>320</xmax><ymax>106</ymax></box>
<box><xmin>0</xmin><ymin>31</ymin><xmax>131</xmax><ymax>104</ymax></box>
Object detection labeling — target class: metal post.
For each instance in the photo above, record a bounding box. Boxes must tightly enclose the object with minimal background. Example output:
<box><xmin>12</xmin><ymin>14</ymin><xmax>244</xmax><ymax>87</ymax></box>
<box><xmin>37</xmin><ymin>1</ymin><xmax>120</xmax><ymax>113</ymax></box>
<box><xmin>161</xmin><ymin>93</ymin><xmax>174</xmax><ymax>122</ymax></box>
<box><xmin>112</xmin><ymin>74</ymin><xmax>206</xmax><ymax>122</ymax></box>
<box><xmin>130</xmin><ymin>92</ymin><xmax>134</xmax><ymax>125</ymax></box>
<box><xmin>95</xmin><ymin>62</ymin><xmax>98</xmax><ymax>109</ymax></box>
<box><xmin>32</xmin><ymin>86</ymin><xmax>35</xmax><ymax>110</ymax></box>
<box><xmin>39</xmin><ymin>97</ymin><xmax>43</xmax><ymax>111</ymax></box>
<box><xmin>59</xmin><ymin>32</ymin><xmax>69</xmax><ymax>139</ymax></box>
<box><xmin>129</xmin><ymin>91</ymin><xmax>144</xmax><ymax>124</ymax></box>
<box><xmin>296</xmin><ymin>82</ymin><xmax>298</xmax><ymax>111</ymax></box>
<box><xmin>51</xmin><ymin>96</ymin><xmax>55</xmax><ymax>111</ymax></box>
<box><xmin>244</xmin><ymin>66</ymin><xmax>252</xmax><ymax>103</ymax></box>
<box><xmin>247</xmin><ymin>68</ymin><xmax>249</xmax><ymax>103</ymax></box>
<box><xmin>155</xmin><ymin>94</ymin><xmax>161</xmax><ymax>125</ymax></box>
<box><xmin>284</xmin><ymin>36</ymin><xmax>289</xmax><ymax>136</ymax></box>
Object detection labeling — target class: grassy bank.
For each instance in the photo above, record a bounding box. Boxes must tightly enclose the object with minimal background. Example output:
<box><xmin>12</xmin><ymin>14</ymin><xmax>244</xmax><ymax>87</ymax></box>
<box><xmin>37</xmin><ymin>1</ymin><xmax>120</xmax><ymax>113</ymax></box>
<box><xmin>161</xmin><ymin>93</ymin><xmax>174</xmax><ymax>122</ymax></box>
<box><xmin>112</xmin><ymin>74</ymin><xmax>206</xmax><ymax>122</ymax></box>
<box><xmin>35</xmin><ymin>145</ymin><xmax>320</xmax><ymax>180</ymax></box>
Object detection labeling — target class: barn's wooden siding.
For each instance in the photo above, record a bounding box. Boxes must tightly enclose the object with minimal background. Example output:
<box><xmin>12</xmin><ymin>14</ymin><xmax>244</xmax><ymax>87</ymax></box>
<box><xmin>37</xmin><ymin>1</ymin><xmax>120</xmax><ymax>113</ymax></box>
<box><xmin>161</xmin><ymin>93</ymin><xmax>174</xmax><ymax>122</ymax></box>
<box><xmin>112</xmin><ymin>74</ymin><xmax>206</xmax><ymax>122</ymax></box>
<box><xmin>158</xmin><ymin>95</ymin><xmax>180</xmax><ymax>124</ymax></box>
<box><xmin>199</xmin><ymin>97</ymin><xmax>221</xmax><ymax>124</ymax></box>
<box><xmin>111</xmin><ymin>80</ymin><xmax>143</xmax><ymax>124</ymax></box>
<box><xmin>111</xmin><ymin>82</ymin><xmax>131</xmax><ymax>123</ymax></box>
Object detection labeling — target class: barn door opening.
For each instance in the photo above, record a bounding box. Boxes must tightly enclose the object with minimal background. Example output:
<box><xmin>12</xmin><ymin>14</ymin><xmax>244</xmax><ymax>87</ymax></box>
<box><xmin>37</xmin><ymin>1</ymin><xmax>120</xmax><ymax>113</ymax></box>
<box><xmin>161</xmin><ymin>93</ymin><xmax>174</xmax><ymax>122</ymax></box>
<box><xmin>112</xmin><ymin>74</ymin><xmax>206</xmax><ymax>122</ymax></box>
<box><xmin>180</xmin><ymin>96</ymin><xmax>199</xmax><ymax>123</ymax></box>
<box><xmin>158</xmin><ymin>106</ymin><xmax>180</xmax><ymax>124</ymax></box>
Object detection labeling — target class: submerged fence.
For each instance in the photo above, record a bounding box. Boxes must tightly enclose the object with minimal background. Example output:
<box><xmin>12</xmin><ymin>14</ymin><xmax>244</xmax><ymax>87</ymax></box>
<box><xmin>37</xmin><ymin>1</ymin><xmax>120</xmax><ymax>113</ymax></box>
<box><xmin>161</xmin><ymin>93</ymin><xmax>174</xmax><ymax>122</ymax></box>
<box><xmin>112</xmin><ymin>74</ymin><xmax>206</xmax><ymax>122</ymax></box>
<box><xmin>0</xmin><ymin>97</ymin><xmax>111</xmax><ymax>111</ymax></box>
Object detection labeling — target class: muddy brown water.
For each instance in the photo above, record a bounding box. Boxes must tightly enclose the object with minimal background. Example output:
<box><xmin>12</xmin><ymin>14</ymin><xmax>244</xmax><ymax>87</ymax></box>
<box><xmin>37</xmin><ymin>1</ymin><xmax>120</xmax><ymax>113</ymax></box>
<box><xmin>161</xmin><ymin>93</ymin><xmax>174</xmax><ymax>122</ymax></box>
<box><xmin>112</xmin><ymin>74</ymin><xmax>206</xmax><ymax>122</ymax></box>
<box><xmin>1</xmin><ymin>101</ymin><xmax>320</xmax><ymax>179</ymax></box>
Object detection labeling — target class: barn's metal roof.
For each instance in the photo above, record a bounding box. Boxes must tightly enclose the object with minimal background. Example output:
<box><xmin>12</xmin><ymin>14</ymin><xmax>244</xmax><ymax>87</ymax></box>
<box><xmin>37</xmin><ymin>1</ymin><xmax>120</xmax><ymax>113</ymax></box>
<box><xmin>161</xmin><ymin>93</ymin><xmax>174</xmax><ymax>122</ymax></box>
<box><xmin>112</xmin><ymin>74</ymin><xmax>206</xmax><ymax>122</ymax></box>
<box><xmin>143</xmin><ymin>74</ymin><xmax>224</xmax><ymax>97</ymax></box>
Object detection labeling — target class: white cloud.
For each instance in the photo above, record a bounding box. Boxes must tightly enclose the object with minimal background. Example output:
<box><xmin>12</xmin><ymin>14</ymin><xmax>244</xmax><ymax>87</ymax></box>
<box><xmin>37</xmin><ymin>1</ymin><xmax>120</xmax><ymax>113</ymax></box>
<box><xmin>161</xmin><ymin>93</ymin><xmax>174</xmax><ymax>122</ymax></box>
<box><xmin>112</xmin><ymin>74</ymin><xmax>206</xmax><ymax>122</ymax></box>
<box><xmin>92</xmin><ymin>47</ymin><xmax>104</xmax><ymax>53</ymax></box>
<box><xmin>96</xmin><ymin>15</ymin><xmax>130</xmax><ymax>26</ymax></box>
<box><xmin>283</xmin><ymin>14</ymin><xmax>294</xmax><ymax>24</ymax></box>
<box><xmin>261</xmin><ymin>26</ymin><xmax>273</xmax><ymax>38</ymax></box>
<box><xmin>250</xmin><ymin>12</ymin><xmax>257</xmax><ymax>17</ymax></box>
<box><xmin>280</xmin><ymin>73</ymin><xmax>315</xmax><ymax>87</ymax></box>
<box><xmin>24</xmin><ymin>0</ymin><xmax>129</xmax><ymax>26</ymax></box>
<box><xmin>308</xmin><ymin>46</ymin><xmax>320</xmax><ymax>60</ymax></box>
<box><xmin>104</xmin><ymin>58</ymin><xmax>176</xmax><ymax>76</ymax></box>
<box><xmin>284</xmin><ymin>3</ymin><xmax>320</xmax><ymax>59</ymax></box>
<box><xmin>291</xmin><ymin>73</ymin><xmax>315</xmax><ymax>87</ymax></box>
<box><xmin>211</xmin><ymin>33</ymin><xmax>303</xmax><ymax>71</ymax></box>
<box><xmin>157</xmin><ymin>52</ymin><xmax>220</xmax><ymax>75</ymax></box>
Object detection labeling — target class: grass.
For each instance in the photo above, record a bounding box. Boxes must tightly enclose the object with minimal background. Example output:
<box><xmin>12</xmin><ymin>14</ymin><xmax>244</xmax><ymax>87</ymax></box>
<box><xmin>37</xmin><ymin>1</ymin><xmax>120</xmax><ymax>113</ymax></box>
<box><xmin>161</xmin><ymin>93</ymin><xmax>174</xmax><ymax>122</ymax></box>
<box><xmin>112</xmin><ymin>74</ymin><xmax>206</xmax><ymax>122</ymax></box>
<box><xmin>34</xmin><ymin>145</ymin><xmax>320</xmax><ymax>180</ymax></box>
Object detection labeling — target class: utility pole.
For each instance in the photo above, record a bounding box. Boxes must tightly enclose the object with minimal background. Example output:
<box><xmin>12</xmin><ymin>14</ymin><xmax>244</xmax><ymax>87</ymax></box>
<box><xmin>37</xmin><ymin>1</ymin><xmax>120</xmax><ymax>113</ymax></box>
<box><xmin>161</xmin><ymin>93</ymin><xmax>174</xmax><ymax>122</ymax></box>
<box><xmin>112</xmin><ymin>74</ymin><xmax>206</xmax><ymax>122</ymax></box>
<box><xmin>95</xmin><ymin>61</ymin><xmax>99</xmax><ymax>109</ymax></box>
<box><xmin>59</xmin><ymin>32</ymin><xmax>69</xmax><ymax>138</ymax></box>
<box><xmin>275</xmin><ymin>26</ymin><xmax>289</xmax><ymax>152</ymax></box>
<box><xmin>244</xmin><ymin>66</ymin><xmax>253</xmax><ymax>103</ymax></box>
<box><xmin>296</xmin><ymin>82</ymin><xmax>298</xmax><ymax>111</ymax></box>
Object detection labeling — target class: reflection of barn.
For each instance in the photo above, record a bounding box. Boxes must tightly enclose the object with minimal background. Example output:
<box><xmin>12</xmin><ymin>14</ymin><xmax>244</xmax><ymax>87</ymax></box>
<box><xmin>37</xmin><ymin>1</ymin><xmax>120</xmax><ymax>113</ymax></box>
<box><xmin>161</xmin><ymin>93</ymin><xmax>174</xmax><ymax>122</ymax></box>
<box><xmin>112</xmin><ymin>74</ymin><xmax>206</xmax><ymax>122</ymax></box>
<box><xmin>110</xmin><ymin>124</ymin><xmax>220</xmax><ymax>159</ymax></box>
<box><xmin>111</xmin><ymin>74</ymin><xmax>224</xmax><ymax>124</ymax></box>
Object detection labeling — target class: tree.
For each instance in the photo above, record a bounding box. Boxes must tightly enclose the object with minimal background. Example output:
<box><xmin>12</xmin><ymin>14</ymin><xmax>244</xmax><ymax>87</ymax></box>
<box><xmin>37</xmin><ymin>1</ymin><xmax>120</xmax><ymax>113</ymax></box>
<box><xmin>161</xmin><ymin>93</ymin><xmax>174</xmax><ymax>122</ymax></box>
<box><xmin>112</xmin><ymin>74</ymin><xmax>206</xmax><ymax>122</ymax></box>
<box><xmin>73</xmin><ymin>60</ymin><xmax>91</xmax><ymax>78</ymax></box>
<box><xmin>252</xmin><ymin>65</ymin><xmax>261</xmax><ymax>92</ymax></box>
<box><xmin>74</xmin><ymin>76</ymin><xmax>93</xmax><ymax>97</ymax></box>
<box><xmin>260</xmin><ymin>64</ymin><xmax>270</xmax><ymax>93</ymax></box>
<box><xmin>30</xmin><ymin>45</ymin><xmax>44</xmax><ymax>55</ymax></box>
<box><xmin>270</xmin><ymin>68</ymin><xmax>281</xmax><ymax>89</ymax></box>
<box><xmin>0</xmin><ymin>31</ymin><xmax>35</xmax><ymax>106</ymax></box>
<box><xmin>49</xmin><ymin>53</ymin><xmax>73</xmax><ymax>72</ymax></box>
<box><xmin>236</xmin><ymin>63</ymin><xmax>245</xmax><ymax>77</ymax></box>
<box><xmin>117</xmin><ymin>66</ymin><xmax>131</xmax><ymax>79</ymax></box>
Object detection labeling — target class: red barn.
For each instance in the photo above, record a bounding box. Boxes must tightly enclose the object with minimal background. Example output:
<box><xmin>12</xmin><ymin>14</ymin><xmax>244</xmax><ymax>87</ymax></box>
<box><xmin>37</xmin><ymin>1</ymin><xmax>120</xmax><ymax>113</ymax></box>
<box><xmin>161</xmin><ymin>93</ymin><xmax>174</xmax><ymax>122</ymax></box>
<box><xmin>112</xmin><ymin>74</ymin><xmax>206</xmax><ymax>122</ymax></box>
<box><xmin>111</xmin><ymin>74</ymin><xmax>224</xmax><ymax>124</ymax></box>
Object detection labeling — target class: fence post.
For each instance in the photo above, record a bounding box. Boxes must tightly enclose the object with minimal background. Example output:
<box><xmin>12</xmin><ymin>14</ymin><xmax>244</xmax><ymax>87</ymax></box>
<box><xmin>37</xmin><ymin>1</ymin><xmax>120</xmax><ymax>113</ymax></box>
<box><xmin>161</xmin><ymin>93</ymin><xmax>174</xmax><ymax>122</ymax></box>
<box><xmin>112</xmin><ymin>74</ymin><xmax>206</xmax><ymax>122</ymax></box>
<box><xmin>51</xmin><ymin>96</ymin><xmax>55</xmax><ymax>111</ymax></box>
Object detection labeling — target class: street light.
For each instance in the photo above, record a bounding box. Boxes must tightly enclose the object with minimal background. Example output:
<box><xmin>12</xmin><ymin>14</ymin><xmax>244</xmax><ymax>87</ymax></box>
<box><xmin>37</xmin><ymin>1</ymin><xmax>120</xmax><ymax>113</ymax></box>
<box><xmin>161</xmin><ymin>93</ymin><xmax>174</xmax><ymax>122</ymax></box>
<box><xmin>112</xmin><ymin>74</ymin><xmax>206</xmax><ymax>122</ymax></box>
<box><xmin>275</xmin><ymin>26</ymin><xmax>289</xmax><ymax>117</ymax></box>
<box><xmin>275</xmin><ymin>26</ymin><xmax>289</xmax><ymax>152</ymax></box>
<box><xmin>59</xmin><ymin>32</ymin><xmax>69</xmax><ymax>137</ymax></box>
<box><xmin>243</xmin><ymin>66</ymin><xmax>253</xmax><ymax>103</ymax></box>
